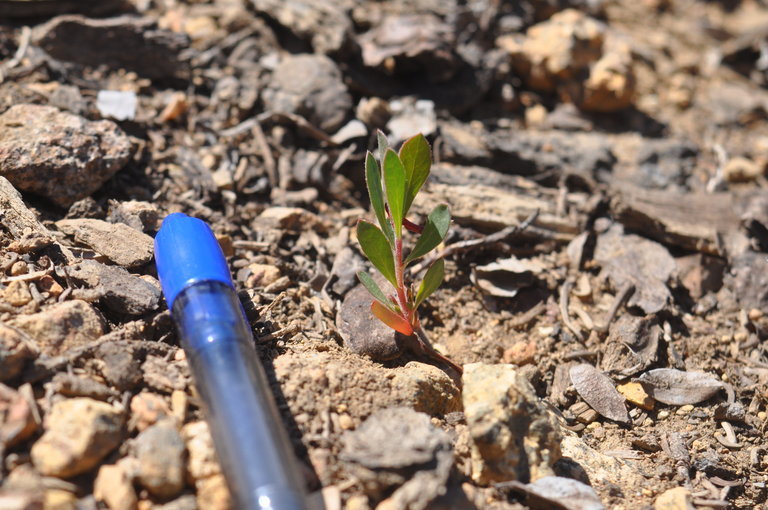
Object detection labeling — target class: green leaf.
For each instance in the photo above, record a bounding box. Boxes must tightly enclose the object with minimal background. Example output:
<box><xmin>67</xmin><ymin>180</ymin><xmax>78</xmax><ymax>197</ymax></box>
<box><xmin>399</xmin><ymin>134</ymin><xmax>431</xmax><ymax>214</ymax></box>
<box><xmin>404</xmin><ymin>204</ymin><xmax>450</xmax><ymax>265</ymax></box>
<box><xmin>357</xmin><ymin>271</ymin><xmax>395</xmax><ymax>311</ymax></box>
<box><xmin>365</xmin><ymin>151</ymin><xmax>394</xmax><ymax>244</ymax></box>
<box><xmin>376</xmin><ymin>130</ymin><xmax>389</xmax><ymax>163</ymax></box>
<box><xmin>371</xmin><ymin>301</ymin><xmax>413</xmax><ymax>335</ymax></box>
<box><xmin>357</xmin><ymin>220</ymin><xmax>397</xmax><ymax>286</ymax></box>
<box><xmin>414</xmin><ymin>258</ymin><xmax>444</xmax><ymax>309</ymax></box>
<box><xmin>383</xmin><ymin>149</ymin><xmax>406</xmax><ymax>235</ymax></box>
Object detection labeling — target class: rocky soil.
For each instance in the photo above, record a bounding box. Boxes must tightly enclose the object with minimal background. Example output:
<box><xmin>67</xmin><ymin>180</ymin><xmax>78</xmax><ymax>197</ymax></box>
<box><xmin>2</xmin><ymin>0</ymin><xmax>768</xmax><ymax>509</ymax></box>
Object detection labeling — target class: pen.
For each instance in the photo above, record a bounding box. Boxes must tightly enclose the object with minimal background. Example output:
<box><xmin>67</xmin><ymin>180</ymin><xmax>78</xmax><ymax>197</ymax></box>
<box><xmin>154</xmin><ymin>213</ymin><xmax>308</xmax><ymax>510</ymax></box>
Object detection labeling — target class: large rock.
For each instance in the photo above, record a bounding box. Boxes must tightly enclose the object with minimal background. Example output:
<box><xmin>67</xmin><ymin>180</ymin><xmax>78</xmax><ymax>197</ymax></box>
<box><xmin>262</xmin><ymin>54</ymin><xmax>352</xmax><ymax>133</ymax></box>
<box><xmin>341</xmin><ymin>407</ymin><xmax>453</xmax><ymax>508</ymax></box>
<box><xmin>0</xmin><ymin>105</ymin><xmax>133</xmax><ymax>207</ymax></box>
<box><xmin>9</xmin><ymin>300</ymin><xmax>105</xmax><ymax>356</ymax></box>
<box><xmin>56</xmin><ymin>219</ymin><xmax>154</xmax><ymax>268</ymax></box>
<box><xmin>462</xmin><ymin>363</ymin><xmax>561</xmax><ymax>484</ymax></box>
<box><xmin>31</xmin><ymin>398</ymin><xmax>124</xmax><ymax>478</ymax></box>
<box><xmin>33</xmin><ymin>15</ymin><xmax>190</xmax><ymax>80</ymax></box>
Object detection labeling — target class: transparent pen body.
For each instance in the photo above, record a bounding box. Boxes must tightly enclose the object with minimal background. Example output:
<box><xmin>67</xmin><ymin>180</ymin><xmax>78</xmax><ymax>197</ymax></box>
<box><xmin>173</xmin><ymin>280</ymin><xmax>306</xmax><ymax>510</ymax></box>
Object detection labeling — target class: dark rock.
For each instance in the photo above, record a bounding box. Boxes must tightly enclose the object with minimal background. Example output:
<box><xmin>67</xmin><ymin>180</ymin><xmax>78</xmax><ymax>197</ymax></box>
<box><xmin>134</xmin><ymin>419</ymin><xmax>185</xmax><ymax>499</ymax></box>
<box><xmin>634</xmin><ymin>139</ymin><xmax>699</xmax><ymax>190</ymax></box>
<box><xmin>33</xmin><ymin>15</ymin><xmax>191</xmax><ymax>80</ymax></box>
<box><xmin>251</xmin><ymin>0</ymin><xmax>352</xmax><ymax>54</ymax></box>
<box><xmin>341</xmin><ymin>407</ymin><xmax>453</xmax><ymax>508</ymax></box>
<box><xmin>263</xmin><ymin>54</ymin><xmax>352</xmax><ymax>133</ymax></box>
<box><xmin>337</xmin><ymin>283</ymin><xmax>403</xmax><ymax>361</ymax></box>
<box><xmin>0</xmin><ymin>105</ymin><xmax>133</xmax><ymax>208</ymax></box>
<box><xmin>65</xmin><ymin>260</ymin><xmax>161</xmax><ymax>316</ymax></box>
<box><xmin>725</xmin><ymin>250</ymin><xmax>768</xmax><ymax>311</ymax></box>
<box><xmin>96</xmin><ymin>342</ymin><xmax>142</xmax><ymax>391</ymax></box>
<box><xmin>359</xmin><ymin>14</ymin><xmax>459</xmax><ymax>83</ymax></box>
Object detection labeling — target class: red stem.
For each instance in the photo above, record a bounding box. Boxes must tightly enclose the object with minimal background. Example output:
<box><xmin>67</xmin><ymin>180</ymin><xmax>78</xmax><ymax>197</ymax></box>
<box><xmin>393</xmin><ymin>236</ymin><xmax>412</xmax><ymax>325</ymax></box>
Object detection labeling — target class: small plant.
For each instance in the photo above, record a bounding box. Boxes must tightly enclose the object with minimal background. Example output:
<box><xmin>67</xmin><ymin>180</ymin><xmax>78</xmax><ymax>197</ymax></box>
<box><xmin>356</xmin><ymin>131</ymin><xmax>461</xmax><ymax>373</ymax></box>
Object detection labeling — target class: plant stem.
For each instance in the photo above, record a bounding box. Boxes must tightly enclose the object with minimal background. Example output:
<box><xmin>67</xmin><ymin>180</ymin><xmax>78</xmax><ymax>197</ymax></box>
<box><xmin>412</xmin><ymin>325</ymin><xmax>463</xmax><ymax>375</ymax></box>
<box><xmin>393</xmin><ymin>235</ymin><xmax>411</xmax><ymax>324</ymax></box>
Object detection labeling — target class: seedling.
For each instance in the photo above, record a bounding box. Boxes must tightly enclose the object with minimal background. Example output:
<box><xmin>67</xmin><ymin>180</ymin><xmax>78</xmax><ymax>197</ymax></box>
<box><xmin>356</xmin><ymin>131</ymin><xmax>461</xmax><ymax>374</ymax></box>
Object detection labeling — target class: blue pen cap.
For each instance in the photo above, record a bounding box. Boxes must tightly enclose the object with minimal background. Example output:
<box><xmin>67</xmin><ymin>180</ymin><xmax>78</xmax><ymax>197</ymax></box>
<box><xmin>154</xmin><ymin>213</ymin><xmax>235</xmax><ymax>309</ymax></box>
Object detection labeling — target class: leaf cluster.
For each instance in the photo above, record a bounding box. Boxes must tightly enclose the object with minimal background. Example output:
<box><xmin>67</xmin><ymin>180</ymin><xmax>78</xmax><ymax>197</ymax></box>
<box><xmin>356</xmin><ymin>132</ymin><xmax>450</xmax><ymax>334</ymax></box>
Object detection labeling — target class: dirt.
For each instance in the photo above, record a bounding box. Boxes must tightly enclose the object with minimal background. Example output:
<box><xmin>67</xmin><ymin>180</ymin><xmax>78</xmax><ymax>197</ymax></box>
<box><xmin>2</xmin><ymin>0</ymin><xmax>768</xmax><ymax>509</ymax></box>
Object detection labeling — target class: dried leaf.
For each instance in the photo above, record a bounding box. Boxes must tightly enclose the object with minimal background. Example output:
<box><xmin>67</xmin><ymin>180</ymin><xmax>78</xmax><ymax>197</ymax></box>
<box><xmin>570</xmin><ymin>364</ymin><xmax>630</xmax><ymax>424</ymax></box>
<box><xmin>471</xmin><ymin>257</ymin><xmax>543</xmax><ymax>298</ymax></box>
<box><xmin>635</xmin><ymin>368</ymin><xmax>723</xmax><ymax>405</ymax></box>
<box><xmin>504</xmin><ymin>476</ymin><xmax>605</xmax><ymax>510</ymax></box>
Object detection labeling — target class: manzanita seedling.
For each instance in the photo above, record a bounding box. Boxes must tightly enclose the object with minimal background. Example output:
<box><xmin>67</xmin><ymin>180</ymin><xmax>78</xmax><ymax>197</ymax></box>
<box><xmin>356</xmin><ymin>131</ymin><xmax>461</xmax><ymax>374</ymax></box>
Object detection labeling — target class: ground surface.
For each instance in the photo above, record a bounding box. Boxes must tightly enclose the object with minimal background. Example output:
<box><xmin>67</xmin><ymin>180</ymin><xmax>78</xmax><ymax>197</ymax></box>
<box><xmin>1</xmin><ymin>0</ymin><xmax>768</xmax><ymax>509</ymax></box>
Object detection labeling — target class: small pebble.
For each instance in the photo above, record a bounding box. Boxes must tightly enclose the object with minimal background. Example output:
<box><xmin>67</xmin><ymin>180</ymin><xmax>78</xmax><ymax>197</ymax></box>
<box><xmin>338</xmin><ymin>414</ymin><xmax>354</xmax><ymax>430</ymax></box>
<box><xmin>758</xmin><ymin>411</ymin><xmax>767</xmax><ymax>421</ymax></box>
<box><xmin>734</xmin><ymin>331</ymin><xmax>749</xmax><ymax>342</ymax></box>
<box><xmin>3</xmin><ymin>280</ymin><xmax>32</xmax><ymax>306</ymax></box>
<box><xmin>676</xmin><ymin>405</ymin><xmax>694</xmax><ymax>415</ymax></box>
<box><xmin>657</xmin><ymin>410</ymin><xmax>670</xmax><ymax>419</ymax></box>
<box><xmin>586</xmin><ymin>421</ymin><xmax>601</xmax><ymax>430</ymax></box>
<box><xmin>9</xmin><ymin>261</ymin><xmax>28</xmax><ymax>276</ymax></box>
<box><xmin>171</xmin><ymin>390</ymin><xmax>187</xmax><ymax>424</ymax></box>
<box><xmin>749</xmin><ymin>308</ymin><xmax>764</xmax><ymax>321</ymax></box>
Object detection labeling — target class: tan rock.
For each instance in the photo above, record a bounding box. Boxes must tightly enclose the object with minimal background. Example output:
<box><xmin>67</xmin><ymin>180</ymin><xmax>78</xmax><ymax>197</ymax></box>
<box><xmin>579</xmin><ymin>38</ymin><xmax>635</xmax><ymax>112</ymax></box>
<box><xmin>723</xmin><ymin>157</ymin><xmax>762</xmax><ymax>183</ymax></box>
<box><xmin>258</xmin><ymin>206</ymin><xmax>316</xmax><ymax>231</ymax></box>
<box><xmin>617</xmin><ymin>382</ymin><xmax>655</xmax><ymax>410</ymax></box>
<box><xmin>245</xmin><ymin>263</ymin><xmax>281</xmax><ymax>288</ymax></box>
<box><xmin>654</xmin><ymin>487</ymin><xmax>695</xmax><ymax>510</ymax></box>
<box><xmin>0</xmin><ymin>383</ymin><xmax>38</xmax><ymax>447</ymax></box>
<box><xmin>44</xmin><ymin>489</ymin><xmax>77</xmax><ymax>510</ymax></box>
<box><xmin>3</xmin><ymin>280</ymin><xmax>32</xmax><ymax>306</ymax></box>
<box><xmin>560</xmin><ymin>435</ymin><xmax>647</xmax><ymax>495</ymax></box>
<box><xmin>171</xmin><ymin>390</ymin><xmax>187</xmax><ymax>424</ymax></box>
<box><xmin>502</xmin><ymin>340</ymin><xmax>537</xmax><ymax>365</ymax></box>
<box><xmin>130</xmin><ymin>392</ymin><xmax>170</xmax><ymax>432</ymax></box>
<box><xmin>182</xmin><ymin>421</ymin><xmax>222</xmax><ymax>481</ymax></box>
<box><xmin>0</xmin><ymin>324</ymin><xmax>35</xmax><ymax>381</ymax></box>
<box><xmin>391</xmin><ymin>361</ymin><xmax>461</xmax><ymax>416</ymax></box>
<box><xmin>31</xmin><ymin>398</ymin><xmax>123</xmax><ymax>478</ymax></box>
<box><xmin>94</xmin><ymin>463</ymin><xmax>138</xmax><ymax>510</ymax></box>
<box><xmin>9</xmin><ymin>300</ymin><xmax>105</xmax><ymax>356</ymax></box>
<box><xmin>37</xmin><ymin>275</ymin><xmax>64</xmax><ymax>297</ymax></box>
<box><xmin>56</xmin><ymin>218</ymin><xmax>153</xmax><ymax>267</ymax></box>
<box><xmin>509</xmin><ymin>9</ymin><xmax>605</xmax><ymax>92</ymax></box>
<box><xmin>462</xmin><ymin>363</ymin><xmax>561</xmax><ymax>484</ymax></box>
<box><xmin>195</xmin><ymin>473</ymin><xmax>231</xmax><ymax>510</ymax></box>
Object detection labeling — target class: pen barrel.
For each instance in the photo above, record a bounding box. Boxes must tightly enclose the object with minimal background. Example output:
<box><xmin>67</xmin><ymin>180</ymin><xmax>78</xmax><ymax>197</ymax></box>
<box><xmin>173</xmin><ymin>281</ymin><xmax>307</xmax><ymax>510</ymax></box>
